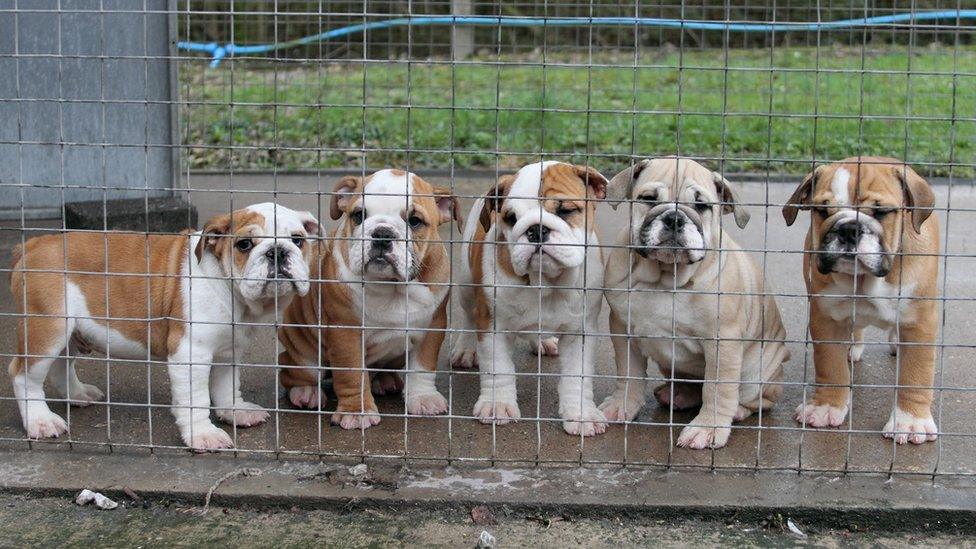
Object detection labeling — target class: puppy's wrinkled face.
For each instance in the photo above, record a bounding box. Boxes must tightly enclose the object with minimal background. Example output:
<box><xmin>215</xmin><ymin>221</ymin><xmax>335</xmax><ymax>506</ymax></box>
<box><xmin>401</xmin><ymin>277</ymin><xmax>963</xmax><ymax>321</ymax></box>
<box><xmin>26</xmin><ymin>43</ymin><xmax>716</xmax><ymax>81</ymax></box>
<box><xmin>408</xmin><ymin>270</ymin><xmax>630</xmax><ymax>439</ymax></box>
<box><xmin>607</xmin><ymin>157</ymin><xmax>750</xmax><ymax>267</ymax></box>
<box><xmin>332</xmin><ymin>169</ymin><xmax>458</xmax><ymax>282</ymax></box>
<box><xmin>483</xmin><ymin>162</ymin><xmax>607</xmax><ymax>278</ymax></box>
<box><xmin>628</xmin><ymin>179</ymin><xmax>712</xmax><ymax>265</ymax></box>
<box><xmin>783</xmin><ymin>158</ymin><xmax>935</xmax><ymax>279</ymax></box>
<box><xmin>196</xmin><ymin>202</ymin><xmax>321</xmax><ymax>303</ymax></box>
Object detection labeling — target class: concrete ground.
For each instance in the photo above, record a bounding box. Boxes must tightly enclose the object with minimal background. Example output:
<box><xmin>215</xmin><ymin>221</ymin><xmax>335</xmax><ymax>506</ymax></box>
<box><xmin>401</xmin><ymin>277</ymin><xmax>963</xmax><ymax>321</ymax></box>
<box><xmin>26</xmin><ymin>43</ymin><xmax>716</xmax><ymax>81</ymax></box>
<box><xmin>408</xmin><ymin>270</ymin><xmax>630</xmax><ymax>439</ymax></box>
<box><xmin>0</xmin><ymin>173</ymin><xmax>975</xmax><ymax>479</ymax></box>
<box><xmin>5</xmin><ymin>493</ymin><xmax>974</xmax><ymax>547</ymax></box>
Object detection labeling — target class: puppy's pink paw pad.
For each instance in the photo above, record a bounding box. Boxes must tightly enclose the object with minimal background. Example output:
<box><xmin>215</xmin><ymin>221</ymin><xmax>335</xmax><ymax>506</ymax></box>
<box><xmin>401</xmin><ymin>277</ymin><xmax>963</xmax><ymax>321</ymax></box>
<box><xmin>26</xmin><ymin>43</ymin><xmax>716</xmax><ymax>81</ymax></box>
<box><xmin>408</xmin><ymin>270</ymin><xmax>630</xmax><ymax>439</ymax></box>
<box><xmin>883</xmin><ymin>408</ymin><xmax>938</xmax><ymax>445</ymax></box>
<box><xmin>25</xmin><ymin>412</ymin><xmax>69</xmax><ymax>439</ymax></box>
<box><xmin>677</xmin><ymin>424</ymin><xmax>731</xmax><ymax>450</ymax></box>
<box><xmin>562</xmin><ymin>407</ymin><xmax>608</xmax><ymax>437</ymax></box>
<box><xmin>598</xmin><ymin>395</ymin><xmax>643</xmax><ymax>422</ymax></box>
<box><xmin>332</xmin><ymin>411</ymin><xmax>381</xmax><ymax>430</ymax></box>
<box><xmin>288</xmin><ymin>386</ymin><xmax>325</xmax><ymax>409</ymax></box>
<box><xmin>537</xmin><ymin>337</ymin><xmax>559</xmax><ymax>357</ymax></box>
<box><xmin>188</xmin><ymin>426</ymin><xmax>234</xmax><ymax>452</ymax></box>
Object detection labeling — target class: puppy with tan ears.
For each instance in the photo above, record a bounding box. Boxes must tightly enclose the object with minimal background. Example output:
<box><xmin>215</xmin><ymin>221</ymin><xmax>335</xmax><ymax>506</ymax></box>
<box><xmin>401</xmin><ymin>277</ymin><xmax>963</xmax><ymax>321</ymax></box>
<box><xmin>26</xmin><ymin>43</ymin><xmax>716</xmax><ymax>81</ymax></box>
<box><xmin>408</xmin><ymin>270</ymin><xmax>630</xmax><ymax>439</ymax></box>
<box><xmin>450</xmin><ymin>161</ymin><xmax>610</xmax><ymax>436</ymax></box>
<box><xmin>9</xmin><ymin>204</ymin><xmax>320</xmax><ymax>450</ymax></box>
<box><xmin>599</xmin><ymin>157</ymin><xmax>789</xmax><ymax>449</ymax></box>
<box><xmin>277</xmin><ymin>169</ymin><xmax>460</xmax><ymax>429</ymax></box>
<box><xmin>783</xmin><ymin>157</ymin><xmax>940</xmax><ymax>445</ymax></box>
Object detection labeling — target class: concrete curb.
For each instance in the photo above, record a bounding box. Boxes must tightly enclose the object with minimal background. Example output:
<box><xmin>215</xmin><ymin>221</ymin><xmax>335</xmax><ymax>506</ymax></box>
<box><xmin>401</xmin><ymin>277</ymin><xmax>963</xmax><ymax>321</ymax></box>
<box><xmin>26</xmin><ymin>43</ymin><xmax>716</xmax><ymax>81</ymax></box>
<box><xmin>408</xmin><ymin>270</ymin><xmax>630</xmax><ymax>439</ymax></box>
<box><xmin>0</xmin><ymin>450</ymin><xmax>973</xmax><ymax>532</ymax></box>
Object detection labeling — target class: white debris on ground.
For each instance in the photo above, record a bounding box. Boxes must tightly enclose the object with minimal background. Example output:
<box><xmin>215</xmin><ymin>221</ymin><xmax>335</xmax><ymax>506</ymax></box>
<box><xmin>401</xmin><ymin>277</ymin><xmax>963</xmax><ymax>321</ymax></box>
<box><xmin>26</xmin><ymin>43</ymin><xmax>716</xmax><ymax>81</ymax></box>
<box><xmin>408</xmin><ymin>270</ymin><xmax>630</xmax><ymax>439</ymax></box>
<box><xmin>787</xmin><ymin>518</ymin><xmax>807</xmax><ymax>538</ymax></box>
<box><xmin>74</xmin><ymin>489</ymin><xmax>118</xmax><ymax>510</ymax></box>
<box><xmin>478</xmin><ymin>530</ymin><xmax>496</xmax><ymax>548</ymax></box>
<box><xmin>348</xmin><ymin>464</ymin><xmax>368</xmax><ymax>477</ymax></box>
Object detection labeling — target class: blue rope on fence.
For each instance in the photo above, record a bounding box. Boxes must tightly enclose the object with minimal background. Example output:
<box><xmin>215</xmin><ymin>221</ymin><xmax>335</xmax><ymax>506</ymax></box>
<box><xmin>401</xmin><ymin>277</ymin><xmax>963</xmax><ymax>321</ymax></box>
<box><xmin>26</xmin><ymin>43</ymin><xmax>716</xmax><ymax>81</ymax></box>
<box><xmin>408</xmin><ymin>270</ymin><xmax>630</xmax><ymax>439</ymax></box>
<box><xmin>178</xmin><ymin>10</ymin><xmax>976</xmax><ymax>68</ymax></box>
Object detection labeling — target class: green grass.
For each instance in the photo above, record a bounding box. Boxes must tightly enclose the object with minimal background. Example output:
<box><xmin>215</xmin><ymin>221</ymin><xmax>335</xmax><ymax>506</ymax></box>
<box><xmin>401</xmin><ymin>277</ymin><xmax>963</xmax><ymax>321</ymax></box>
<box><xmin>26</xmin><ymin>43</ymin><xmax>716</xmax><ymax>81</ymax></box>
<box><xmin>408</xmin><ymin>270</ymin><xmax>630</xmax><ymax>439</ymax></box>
<box><xmin>181</xmin><ymin>45</ymin><xmax>976</xmax><ymax>176</ymax></box>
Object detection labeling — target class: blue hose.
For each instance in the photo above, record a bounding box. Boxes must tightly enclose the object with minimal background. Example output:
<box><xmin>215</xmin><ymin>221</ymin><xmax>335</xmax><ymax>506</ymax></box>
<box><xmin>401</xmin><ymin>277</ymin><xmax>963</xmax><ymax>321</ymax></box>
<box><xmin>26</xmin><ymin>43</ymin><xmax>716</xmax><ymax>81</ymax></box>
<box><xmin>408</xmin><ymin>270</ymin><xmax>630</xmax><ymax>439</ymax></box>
<box><xmin>178</xmin><ymin>11</ymin><xmax>976</xmax><ymax>68</ymax></box>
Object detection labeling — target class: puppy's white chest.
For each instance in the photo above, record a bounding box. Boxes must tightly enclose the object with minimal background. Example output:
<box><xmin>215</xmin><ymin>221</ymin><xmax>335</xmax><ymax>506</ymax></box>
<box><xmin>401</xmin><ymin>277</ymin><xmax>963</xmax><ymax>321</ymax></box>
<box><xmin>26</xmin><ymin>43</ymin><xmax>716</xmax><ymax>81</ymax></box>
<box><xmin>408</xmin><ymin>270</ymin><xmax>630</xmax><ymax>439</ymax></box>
<box><xmin>818</xmin><ymin>278</ymin><xmax>917</xmax><ymax>328</ymax></box>
<box><xmin>609</xmin><ymin>287</ymin><xmax>705</xmax><ymax>373</ymax></box>
<box><xmin>497</xmin><ymin>285</ymin><xmax>586</xmax><ymax>333</ymax></box>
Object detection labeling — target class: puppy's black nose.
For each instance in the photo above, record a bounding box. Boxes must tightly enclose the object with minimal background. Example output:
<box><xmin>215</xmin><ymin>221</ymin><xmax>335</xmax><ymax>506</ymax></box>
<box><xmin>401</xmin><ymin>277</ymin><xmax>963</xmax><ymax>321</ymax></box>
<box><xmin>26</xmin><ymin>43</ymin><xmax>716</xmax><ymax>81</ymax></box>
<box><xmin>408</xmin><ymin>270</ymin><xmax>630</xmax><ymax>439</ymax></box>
<box><xmin>837</xmin><ymin>222</ymin><xmax>861</xmax><ymax>245</ymax></box>
<box><xmin>525</xmin><ymin>224</ymin><xmax>550</xmax><ymax>244</ymax></box>
<box><xmin>265</xmin><ymin>246</ymin><xmax>288</xmax><ymax>266</ymax></box>
<box><xmin>661</xmin><ymin>211</ymin><xmax>685</xmax><ymax>231</ymax></box>
<box><xmin>371</xmin><ymin>226</ymin><xmax>396</xmax><ymax>252</ymax></box>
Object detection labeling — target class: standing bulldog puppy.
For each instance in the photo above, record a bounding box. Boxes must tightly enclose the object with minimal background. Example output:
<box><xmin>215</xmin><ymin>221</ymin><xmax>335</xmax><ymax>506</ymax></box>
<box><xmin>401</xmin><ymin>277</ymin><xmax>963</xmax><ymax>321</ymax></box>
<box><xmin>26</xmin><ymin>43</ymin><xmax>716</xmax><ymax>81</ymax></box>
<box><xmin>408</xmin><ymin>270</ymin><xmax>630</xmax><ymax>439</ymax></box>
<box><xmin>9</xmin><ymin>203</ymin><xmax>319</xmax><ymax>450</ymax></box>
<box><xmin>783</xmin><ymin>157</ymin><xmax>940</xmax><ymax>444</ymax></box>
<box><xmin>278</xmin><ymin>169</ymin><xmax>460</xmax><ymax>429</ymax></box>
<box><xmin>450</xmin><ymin>161</ymin><xmax>610</xmax><ymax>436</ymax></box>
<box><xmin>599</xmin><ymin>157</ymin><xmax>789</xmax><ymax>449</ymax></box>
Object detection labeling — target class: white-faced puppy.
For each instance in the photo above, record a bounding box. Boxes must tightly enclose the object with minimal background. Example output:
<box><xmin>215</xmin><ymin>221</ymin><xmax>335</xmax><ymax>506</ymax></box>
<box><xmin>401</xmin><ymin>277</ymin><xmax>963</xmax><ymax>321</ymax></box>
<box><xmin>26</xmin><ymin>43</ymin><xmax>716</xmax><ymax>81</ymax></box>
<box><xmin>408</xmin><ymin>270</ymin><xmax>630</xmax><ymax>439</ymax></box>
<box><xmin>599</xmin><ymin>157</ymin><xmax>790</xmax><ymax>449</ymax></box>
<box><xmin>278</xmin><ymin>169</ymin><xmax>460</xmax><ymax>429</ymax></box>
<box><xmin>8</xmin><ymin>203</ymin><xmax>319</xmax><ymax>450</ymax></box>
<box><xmin>450</xmin><ymin>161</ymin><xmax>610</xmax><ymax>436</ymax></box>
<box><xmin>783</xmin><ymin>157</ymin><xmax>940</xmax><ymax>444</ymax></box>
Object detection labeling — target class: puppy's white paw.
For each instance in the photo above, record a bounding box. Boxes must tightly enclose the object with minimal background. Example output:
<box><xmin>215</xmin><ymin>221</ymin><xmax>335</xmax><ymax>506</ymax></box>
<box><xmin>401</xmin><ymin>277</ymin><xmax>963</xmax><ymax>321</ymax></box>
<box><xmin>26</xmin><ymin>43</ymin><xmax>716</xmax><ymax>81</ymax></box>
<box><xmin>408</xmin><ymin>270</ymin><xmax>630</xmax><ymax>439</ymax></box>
<box><xmin>186</xmin><ymin>424</ymin><xmax>234</xmax><ymax>452</ymax></box>
<box><xmin>537</xmin><ymin>337</ymin><xmax>559</xmax><ymax>357</ymax></box>
<box><xmin>562</xmin><ymin>406</ymin><xmax>608</xmax><ymax>437</ymax></box>
<box><xmin>24</xmin><ymin>410</ymin><xmax>69</xmax><ymax>439</ymax></box>
<box><xmin>733</xmin><ymin>405</ymin><xmax>752</xmax><ymax>422</ymax></box>
<box><xmin>63</xmin><ymin>383</ymin><xmax>104</xmax><ymax>407</ymax></box>
<box><xmin>450</xmin><ymin>345</ymin><xmax>478</xmax><ymax>370</ymax></box>
<box><xmin>407</xmin><ymin>392</ymin><xmax>448</xmax><ymax>416</ymax></box>
<box><xmin>598</xmin><ymin>392</ymin><xmax>644</xmax><ymax>422</ymax></box>
<box><xmin>332</xmin><ymin>409</ymin><xmax>381</xmax><ymax>430</ymax></box>
<box><xmin>371</xmin><ymin>372</ymin><xmax>404</xmax><ymax>396</ymax></box>
<box><xmin>216</xmin><ymin>401</ymin><xmax>269</xmax><ymax>428</ymax></box>
<box><xmin>794</xmin><ymin>402</ymin><xmax>848</xmax><ymax>428</ymax></box>
<box><xmin>848</xmin><ymin>344</ymin><xmax>864</xmax><ymax>363</ymax></box>
<box><xmin>473</xmin><ymin>398</ymin><xmax>520</xmax><ymax>425</ymax></box>
<box><xmin>288</xmin><ymin>386</ymin><xmax>325</xmax><ymax>409</ymax></box>
<box><xmin>883</xmin><ymin>406</ymin><xmax>938</xmax><ymax>445</ymax></box>
<box><xmin>676</xmin><ymin>415</ymin><xmax>732</xmax><ymax>449</ymax></box>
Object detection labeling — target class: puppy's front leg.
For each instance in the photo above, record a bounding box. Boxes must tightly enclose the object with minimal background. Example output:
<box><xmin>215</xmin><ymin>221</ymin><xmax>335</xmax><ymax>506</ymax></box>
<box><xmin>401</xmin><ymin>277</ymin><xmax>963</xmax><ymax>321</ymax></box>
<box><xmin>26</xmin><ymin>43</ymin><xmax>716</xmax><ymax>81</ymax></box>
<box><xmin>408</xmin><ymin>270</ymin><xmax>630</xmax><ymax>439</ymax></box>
<box><xmin>795</xmin><ymin>309</ymin><xmax>851</xmax><ymax>428</ymax></box>
<box><xmin>211</xmin><ymin>360</ymin><xmax>269</xmax><ymax>429</ymax></box>
<box><xmin>557</xmin><ymin>334</ymin><xmax>607</xmax><ymax>436</ymax></box>
<box><xmin>473</xmin><ymin>332</ymin><xmax>520</xmax><ymax>424</ymax></box>
<box><xmin>677</xmin><ymin>331</ymin><xmax>742</xmax><ymax>449</ymax></box>
<box><xmin>329</xmin><ymin>327</ymin><xmax>381</xmax><ymax>430</ymax></box>
<box><xmin>599</xmin><ymin>313</ymin><xmax>647</xmax><ymax>422</ymax></box>
<box><xmin>405</xmin><ymin>299</ymin><xmax>449</xmax><ymax>416</ymax></box>
<box><xmin>168</xmin><ymin>346</ymin><xmax>232</xmax><ymax>451</ymax></box>
<box><xmin>883</xmin><ymin>320</ymin><xmax>938</xmax><ymax>444</ymax></box>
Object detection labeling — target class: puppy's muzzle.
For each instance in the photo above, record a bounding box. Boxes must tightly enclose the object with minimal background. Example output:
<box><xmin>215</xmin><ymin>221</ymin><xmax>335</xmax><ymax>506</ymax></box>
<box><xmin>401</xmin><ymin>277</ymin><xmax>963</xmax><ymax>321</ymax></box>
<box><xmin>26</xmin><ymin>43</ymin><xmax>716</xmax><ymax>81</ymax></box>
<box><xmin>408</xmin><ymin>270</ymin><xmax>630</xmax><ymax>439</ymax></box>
<box><xmin>369</xmin><ymin>226</ymin><xmax>397</xmax><ymax>258</ymax></box>
<box><xmin>265</xmin><ymin>246</ymin><xmax>292</xmax><ymax>279</ymax></box>
<box><xmin>818</xmin><ymin>220</ymin><xmax>891</xmax><ymax>277</ymax></box>
<box><xmin>525</xmin><ymin>224</ymin><xmax>551</xmax><ymax>244</ymax></box>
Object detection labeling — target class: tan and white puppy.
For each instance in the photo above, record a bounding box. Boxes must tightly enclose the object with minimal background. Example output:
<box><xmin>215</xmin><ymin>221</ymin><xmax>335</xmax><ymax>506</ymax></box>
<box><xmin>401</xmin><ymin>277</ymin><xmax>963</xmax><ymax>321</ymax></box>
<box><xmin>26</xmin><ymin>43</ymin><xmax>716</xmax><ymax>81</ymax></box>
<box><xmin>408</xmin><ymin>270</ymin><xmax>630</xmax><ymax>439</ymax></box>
<box><xmin>599</xmin><ymin>157</ymin><xmax>789</xmax><ymax>449</ymax></box>
<box><xmin>783</xmin><ymin>157</ymin><xmax>940</xmax><ymax>444</ymax></box>
<box><xmin>277</xmin><ymin>169</ymin><xmax>459</xmax><ymax>429</ymax></box>
<box><xmin>8</xmin><ymin>203</ymin><xmax>320</xmax><ymax>450</ymax></box>
<box><xmin>450</xmin><ymin>161</ymin><xmax>610</xmax><ymax>436</ymax></box>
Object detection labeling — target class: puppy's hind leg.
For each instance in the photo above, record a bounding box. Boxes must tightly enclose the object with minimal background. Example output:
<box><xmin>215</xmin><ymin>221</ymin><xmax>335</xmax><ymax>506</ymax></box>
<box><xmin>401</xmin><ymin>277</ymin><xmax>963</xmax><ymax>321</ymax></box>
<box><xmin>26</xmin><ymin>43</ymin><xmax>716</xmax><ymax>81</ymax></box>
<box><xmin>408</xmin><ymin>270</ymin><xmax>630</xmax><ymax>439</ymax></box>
<box><xmin>49</xmin><ymin>341</ymin><xmax>104</xmax><ymax>407</ymax></box>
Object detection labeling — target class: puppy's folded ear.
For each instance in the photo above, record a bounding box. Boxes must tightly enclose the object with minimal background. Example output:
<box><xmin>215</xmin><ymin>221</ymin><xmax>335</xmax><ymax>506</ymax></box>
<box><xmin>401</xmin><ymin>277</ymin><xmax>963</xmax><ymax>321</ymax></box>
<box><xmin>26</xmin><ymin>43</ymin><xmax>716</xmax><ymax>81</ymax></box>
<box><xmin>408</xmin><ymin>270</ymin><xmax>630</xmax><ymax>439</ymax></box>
<box><xmin>572</xmin><ymin>164</ymin><xmax>610</xmax><ymax>200</ymax></box>
<box><xmin>712</xmin><ymin>172</ymin><xmax>750</xmax><ymax>229</ymax></box>
<box><xmin>606</xmin><ymin>159</ymin><xmax>650</xmax><ymax>209</ymax></box>
<box><xmin>479</xmin><ymin>175</ymin><xmax>514</xmax><ymax>231</ymax></box>
<box><xmin>195</xmin><ymin>212</ymin><xmax>232</xmax><ymax>262</ymax></box>
<box><xmin>432</xmin><ymin>186</ymin><xmax>464</xmax><ymax>234</ymax></box>
<box><xmin>783</xmin><ymin>167</ymin><xmax>819</xmax><ymax>226</ymax></box>
<box><xmin>893</xmin><ymin>164</ymin><xmax>936</xmax><ymax>233</ymax></box>
<box><xmin>330</xmin><ymin>176</ymin><xmax>363</xmax><ymax>220</ymax></box>
<box><xmin>298</xmin><ymin>211</ymin><xmax>325</xmax><ymax>238</ymax></box>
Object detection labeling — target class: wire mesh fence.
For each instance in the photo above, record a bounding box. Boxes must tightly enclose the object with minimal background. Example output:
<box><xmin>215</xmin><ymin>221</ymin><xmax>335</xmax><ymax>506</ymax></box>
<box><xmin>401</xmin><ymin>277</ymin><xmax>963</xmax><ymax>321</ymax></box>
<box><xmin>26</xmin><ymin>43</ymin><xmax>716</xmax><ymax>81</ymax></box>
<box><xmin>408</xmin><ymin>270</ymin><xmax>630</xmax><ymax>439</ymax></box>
<box><xmin>1</xmin><ymin>2</ymin><xmax>974</xmax><ymax>479</ymax></box>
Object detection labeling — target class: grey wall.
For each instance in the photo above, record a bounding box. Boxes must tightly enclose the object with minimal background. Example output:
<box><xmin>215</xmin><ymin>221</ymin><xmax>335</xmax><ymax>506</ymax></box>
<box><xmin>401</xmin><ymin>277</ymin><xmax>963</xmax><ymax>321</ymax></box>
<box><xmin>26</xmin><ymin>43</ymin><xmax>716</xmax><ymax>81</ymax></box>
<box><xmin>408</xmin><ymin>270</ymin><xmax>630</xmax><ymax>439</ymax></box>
<box><xmin>0</xmin><ymin>0</ymin><xmax>177</xmax><ymax>219</ymax></box>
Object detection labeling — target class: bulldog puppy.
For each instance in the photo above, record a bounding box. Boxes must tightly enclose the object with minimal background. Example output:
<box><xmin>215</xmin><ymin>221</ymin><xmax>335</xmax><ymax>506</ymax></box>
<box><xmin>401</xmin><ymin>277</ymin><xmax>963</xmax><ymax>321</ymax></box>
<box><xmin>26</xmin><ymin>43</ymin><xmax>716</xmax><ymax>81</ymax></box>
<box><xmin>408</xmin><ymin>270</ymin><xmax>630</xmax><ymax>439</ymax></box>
<box><xmin>277</xmin><ymin>169</ymin><xmax>460</xmax><ymax>429</ymax></box>
<box><xmin>783</xmin><ymin>157</ymin><xmax>940</xmax><ymax>444</ymax></box>
<box><xmin>450</xmin><ymin>161</ymin><xmax>610</xmax><ymax>436</ymax></box>
<box><xmin>9</xmin><ymin>203</ymin><xmax>319</xmax><ymax>450</ymax></box>
<box><xmin>599</xmin><ymin>157</ymin><xmax>790</xmax><ymax>449</ymax></box>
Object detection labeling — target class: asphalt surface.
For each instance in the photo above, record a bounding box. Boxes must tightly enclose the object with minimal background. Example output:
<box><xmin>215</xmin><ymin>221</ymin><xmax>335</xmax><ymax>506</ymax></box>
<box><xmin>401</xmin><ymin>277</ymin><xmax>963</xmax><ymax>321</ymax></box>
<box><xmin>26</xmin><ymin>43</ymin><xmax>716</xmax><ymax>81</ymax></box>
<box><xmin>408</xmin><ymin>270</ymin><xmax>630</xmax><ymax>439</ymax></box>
<box><xmin>0</xmin><ymin>173</ymin><xmax>974</xmax><ymax>477</ymax></box>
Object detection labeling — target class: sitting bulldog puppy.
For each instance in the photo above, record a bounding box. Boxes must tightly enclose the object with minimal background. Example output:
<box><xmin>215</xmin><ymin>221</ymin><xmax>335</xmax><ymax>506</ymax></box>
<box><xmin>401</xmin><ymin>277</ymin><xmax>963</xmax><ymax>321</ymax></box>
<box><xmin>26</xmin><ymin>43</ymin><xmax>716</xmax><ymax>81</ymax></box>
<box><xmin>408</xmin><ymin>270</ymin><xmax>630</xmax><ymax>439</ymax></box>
<box><xmin>600</xmin><ymin>157</ymin><xmax>790</xmax><ymax>449</ymax></box>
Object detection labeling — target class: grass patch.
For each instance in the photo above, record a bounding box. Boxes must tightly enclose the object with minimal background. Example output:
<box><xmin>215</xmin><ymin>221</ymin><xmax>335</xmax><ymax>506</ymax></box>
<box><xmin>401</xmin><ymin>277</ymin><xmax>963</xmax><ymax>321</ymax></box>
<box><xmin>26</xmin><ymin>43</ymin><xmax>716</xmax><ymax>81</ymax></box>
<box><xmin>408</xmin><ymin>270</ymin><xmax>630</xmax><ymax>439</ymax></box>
<box><xmin>181</xmin><ymin>45</ymin><xmax>976</xmax><ymax>176</ymax></box>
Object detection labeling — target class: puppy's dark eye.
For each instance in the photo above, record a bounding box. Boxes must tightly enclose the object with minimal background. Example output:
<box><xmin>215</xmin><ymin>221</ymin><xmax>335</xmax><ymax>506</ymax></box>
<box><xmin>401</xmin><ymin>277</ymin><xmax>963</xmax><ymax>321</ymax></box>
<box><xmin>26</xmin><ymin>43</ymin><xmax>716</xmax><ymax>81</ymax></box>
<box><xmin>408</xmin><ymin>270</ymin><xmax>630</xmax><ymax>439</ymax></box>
<box><xmin>873</xmin><ymin>208</ymin><xmax>894</xmax><ymax>219</ymax></box>
<box><xmin>291</xmin><ymin>234</ymin><xmax>304</xmax><ymax>248</ymax></box>
<box><xmin>637</xmin><ymin>193</ymin><xmax>657</xmax><ymax>203</ymax></box>
<box><xmin>694</xmin><ymin>197</ymin><xmax>711</xmax><ymax>212</ymax></box>
<box><xmin>812</xmin><ymin>205</ymin><xmax>829</xmax><ymax>218</ymax></box>
<box><xmin>349</xmin><ymin>210</ymin><xmax>364</xmax><ymax>226</ymax></box>
<box><xmin>502</xmin><ymin>212</ymin><xmax>517</xmax><ymax>225</ymax></box>
<box><xmin>408</xmin><ymin>214</ymin><xmax>425</xmax><ymax>229</ymax></box>
<box><xmin>235</xmin><ymin>239</ymin><xmax>253</xmax><ymax>253</ymax></box>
